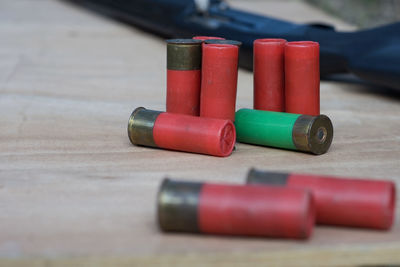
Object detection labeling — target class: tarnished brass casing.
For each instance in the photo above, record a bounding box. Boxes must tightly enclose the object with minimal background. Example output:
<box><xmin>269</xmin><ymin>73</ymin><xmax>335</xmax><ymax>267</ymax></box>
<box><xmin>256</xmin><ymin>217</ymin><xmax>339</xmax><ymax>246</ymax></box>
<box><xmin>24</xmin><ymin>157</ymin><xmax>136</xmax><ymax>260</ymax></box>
<box><xmin>246</xmin><ymin>168</ymin><xmax>289</xmax><ymax>185</ymax></box>
<box><xmin>204</xmin><ymin>39</ymin><xmax>242</xmax><ymax>47</ymax></box>
<box><xmin>292</xmin><ymin>115</ymin><xmax>333</xmax><ymax>155</ymax></box>
<box><xmin>157</xmin><ymin>178</ymin><xmax>202</xmax><ymax>232</ymax></box>
<box><xmin>166</xmin><ymin>39</ymin><xmax>202</xmax><ymax>70</ymax></box>
<box><xmin>127</xmin><ymin>107</ymin><xmax>162</xmax><ymax>148</ymax></box>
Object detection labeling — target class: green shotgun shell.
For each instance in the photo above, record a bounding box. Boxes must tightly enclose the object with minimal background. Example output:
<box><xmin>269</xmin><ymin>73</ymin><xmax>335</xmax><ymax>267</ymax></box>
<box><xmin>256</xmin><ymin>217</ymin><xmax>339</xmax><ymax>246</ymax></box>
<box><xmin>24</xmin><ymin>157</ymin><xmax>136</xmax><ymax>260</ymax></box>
<box><xmin>235</xmin><ymin>108</ymin><xmax>333</xmax><ymax>155</ymax></box>
<box><xmin>204</xmin><ymin>39</ymin><xmax>242</xmax><ymax>47</ymax></box>
<box><xmin>166</xmin><ymin>39</ymin><xmax>202</xmax><ymax>70</ymax></box>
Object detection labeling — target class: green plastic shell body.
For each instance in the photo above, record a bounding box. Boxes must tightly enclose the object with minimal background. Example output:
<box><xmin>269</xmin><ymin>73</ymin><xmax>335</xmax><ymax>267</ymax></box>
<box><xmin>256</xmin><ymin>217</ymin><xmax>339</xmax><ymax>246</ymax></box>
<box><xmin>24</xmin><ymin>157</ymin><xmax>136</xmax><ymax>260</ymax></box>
<box><xmin>235</xmin><ymin>109</ymin><xmax>300</xmax><ymax>150</ymax></box>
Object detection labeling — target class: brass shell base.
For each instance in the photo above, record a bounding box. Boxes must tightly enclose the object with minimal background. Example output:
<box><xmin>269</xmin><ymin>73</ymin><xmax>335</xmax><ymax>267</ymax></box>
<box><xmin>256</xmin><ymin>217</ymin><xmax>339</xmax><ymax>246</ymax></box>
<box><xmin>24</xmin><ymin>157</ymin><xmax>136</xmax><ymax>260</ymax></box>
<box><xmin>167</xmin><ymin>39</ymin><xmax>202</xmax><ymax>70</ymax></box>
<box><xmin>157</xmin><ymin>178</ymin><xmax>202</xmax><ymax>233</ymax></box>
<box><xmin>292</xmin><ymin>115</ymin><xmax>333</xmax><ymax>155</ymax></box>
<box><xmin>246</xmin><ymin>168</ymin><xmax>289</xmax><ymax>185</ymax></box>
<box><xmin>204</xmin><ymin>39</ymin><xmax>242</xmax><ymax>47</ymax></box>
<box><xmin>127</xmin><ymin>107</ymin><xmax>162</xmax><ymax>147</ymax></box>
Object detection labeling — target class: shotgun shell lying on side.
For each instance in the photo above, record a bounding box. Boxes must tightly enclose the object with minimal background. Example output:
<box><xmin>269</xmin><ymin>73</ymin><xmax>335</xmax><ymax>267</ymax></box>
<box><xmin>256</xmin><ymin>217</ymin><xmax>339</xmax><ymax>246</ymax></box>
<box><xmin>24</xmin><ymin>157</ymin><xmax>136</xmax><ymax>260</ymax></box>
<box><xmin>246</xmin><ymin>169</ymin><xmax>396</xmax><ymax>230</ymax></box>
<box><xmin>128</xmin><ymin>107</ymin><xmax>235</xmax><ymax>157</ymax></box>
<box><xmin>158</xmin><ymin>178</ymin><xmax>315</xmax><ymax>239</ymax></box>
<box><xmin>166</xmin><ymin>39</ymin><xmax>202</xmax><ymax>116</ymax></box>
<box><xmin>253</xmin><ymin>38</ymin><xmax>286</xmax><ymax>112</ymax></box>
<box><xmin>235</xmin><ymin>108</ymin><xmax>333</xmax><ymax>155</ymax></box>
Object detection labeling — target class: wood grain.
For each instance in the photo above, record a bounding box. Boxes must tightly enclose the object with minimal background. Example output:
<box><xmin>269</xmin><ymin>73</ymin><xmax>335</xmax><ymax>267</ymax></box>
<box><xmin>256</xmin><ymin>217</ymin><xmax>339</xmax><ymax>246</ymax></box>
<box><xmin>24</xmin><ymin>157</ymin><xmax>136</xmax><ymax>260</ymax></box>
<box><xmin>0</xmin><ymin>0</ymin><xmax>399</xmax><ymax>266</ymax></box>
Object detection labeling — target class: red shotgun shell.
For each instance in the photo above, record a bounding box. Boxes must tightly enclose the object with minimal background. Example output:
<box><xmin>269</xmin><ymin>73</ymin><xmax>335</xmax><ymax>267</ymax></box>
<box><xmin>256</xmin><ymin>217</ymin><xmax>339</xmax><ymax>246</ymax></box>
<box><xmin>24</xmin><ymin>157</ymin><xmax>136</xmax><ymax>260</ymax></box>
<box><xmin>127</xmin><ymin>107</ymin><xmax>235</xmax><ymax>157</ymax></box>
<box><xmin>247</xmin><ymin>169</ymin><xmax>396</xmax><ymax>230</ymax></box>
<box><xmin>204</xmin><ymin>39</ymin><xmax>242</xmax><ymax>47</ymax></box>
<box><xmin>200</xmin><ymin>44</ymin><xmax>239</xmax><ymax>121</ymax></box>
<box><xmin>193</xmin><ymin>36</ymin><xmax>225</xmax><ymax>41</ymax></box>
<box><xmin>253</xmin><ymin>38</ymin><xmax>287</xmax><ymax>112</ymax></box>
<box><xmin>166</xmin><ymin>39</ymin><xmax>202</xmax><ymax>116</ymax></box>
<box><xmin>285</xmin><ymin>41</ymin><xmax>320</xmax><ymax>116</ymax></box>
<box><xmin>158</xmin><ymin>178</ymin><xmax>315</xmax><ymax>239</ymax></box>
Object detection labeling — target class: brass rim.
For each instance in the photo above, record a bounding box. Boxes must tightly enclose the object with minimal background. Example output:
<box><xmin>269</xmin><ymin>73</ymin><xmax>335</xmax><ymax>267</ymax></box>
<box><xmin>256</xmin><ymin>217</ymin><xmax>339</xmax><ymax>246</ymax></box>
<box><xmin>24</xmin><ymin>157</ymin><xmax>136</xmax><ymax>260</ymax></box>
<box><xmin>204</xmin><ymin>39</ymin><xmax>242</xmax><ymax>46</ymax></box>
<box><xmin>292</xmin><ymin>115</ymin><xmax>333</xmax><ymax>155</ymax></box>
<box><xmin>246</xmin><ymin>168</ymin><xmax>289</xmax><ymax>185</ymax></box>
<box><xmin>157</xmin><ymin>178</ymin><xmax>202</xmax><ymax>232</ymax></box>
<box><xmin>127</xmin><ymin>107</ymin><xmax>161</xmax><ymax>147</ymax></box>
<box><xmin>166</xmin><ymin>39</ymin><xmax>202</xmax><ymax>70</ymax></box>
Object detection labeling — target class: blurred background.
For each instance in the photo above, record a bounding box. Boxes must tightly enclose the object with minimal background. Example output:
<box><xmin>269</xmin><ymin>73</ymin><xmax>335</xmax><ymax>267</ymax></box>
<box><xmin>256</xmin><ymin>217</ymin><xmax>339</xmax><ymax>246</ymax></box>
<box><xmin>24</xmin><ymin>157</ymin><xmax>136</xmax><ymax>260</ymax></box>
<box><xmin>305</xmin><ymin>0</ymin><xmax>400</xmax><ymax>28</ymax></box>
<box><xmin>0</xmin><ymin>0</ymin><xmax>399</xmax><ymax>266</ymax></box>
<box><xmin>230</xmin><ymin>0</ymin><xmax>400</xmax><ymax>28</ymax></box>
<box><xmin>220</xmin><ymin>0</ymin><xmax>400</xmax><ymax>29</ymax></box>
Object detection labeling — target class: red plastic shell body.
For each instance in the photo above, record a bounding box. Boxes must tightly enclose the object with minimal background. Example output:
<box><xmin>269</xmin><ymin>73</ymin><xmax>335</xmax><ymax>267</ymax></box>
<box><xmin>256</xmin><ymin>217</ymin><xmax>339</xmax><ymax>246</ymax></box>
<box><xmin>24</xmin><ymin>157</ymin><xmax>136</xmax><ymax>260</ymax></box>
<box><xmin>153</xmin><ymin>112</ymin><xmax>236</xmax><ymax>157</ymax></box>
<box><xmin>198</xmin><ymin>183</ymin><xmax>315</xmax><ymax>239</ymax></box>
<box><xmin>200</xmin><ymin>44</ymin><xmax>239</xmax><ymax>121</ymax></box>
<box><xmin>285</xmin><ymin>41</ymin><xmax>320</xmax><ymax>116</ymax></box>
<box><xmin>166</xmin><ymin>69</ymin><xmax>201</xmax><ymax>116</ymax></box>
<box><xmin>287</xmin><ymin>174</ymin><xmax>396</xmax><ymax>229</ymax></box>
<box><xmin>253</xmin><ymin>39</ymin><xmax>286</xmax><ymax>111</ymax></box>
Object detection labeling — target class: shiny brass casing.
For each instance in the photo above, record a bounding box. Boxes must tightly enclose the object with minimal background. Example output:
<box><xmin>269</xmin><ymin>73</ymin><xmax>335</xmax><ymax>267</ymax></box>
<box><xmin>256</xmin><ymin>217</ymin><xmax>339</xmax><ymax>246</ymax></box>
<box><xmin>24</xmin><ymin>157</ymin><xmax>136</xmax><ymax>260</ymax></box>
<box><xmin>246</xmin><ymin>168</ymin><xmax>289</xmax><ymax>185</ymax></box>
<box><xmin>127</xmin><ymin>107</ymin><xmax>162</xmax><ymax>148</ymax></box>
<box><xmin>166</xmin><ymin>39</ymin><xmax>202</xmax><ymax>70</ymax></box>
<box><xmin>292</xmin><ymin>114</ymin><xmax>333</xmax><ymax>155</ymax></box>
<box><xmin>157</xmin><ymin>178</ymin><xmax>202</xmax><ymax>232</ymax></box>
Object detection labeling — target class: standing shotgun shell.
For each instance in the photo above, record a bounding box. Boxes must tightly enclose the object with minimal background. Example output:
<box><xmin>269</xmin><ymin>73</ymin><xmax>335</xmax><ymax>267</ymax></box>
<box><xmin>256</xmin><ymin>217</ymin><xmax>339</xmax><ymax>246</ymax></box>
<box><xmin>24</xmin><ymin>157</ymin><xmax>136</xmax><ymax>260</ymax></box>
<box><xmin>158</xmin><ymin>178</ymin><xmax>315</xmax><ymax>239</ymax></box>
<box><xmin>128</xmin><ymin>107</ymin><xmax>235</xmax><ymax>157</ymax></box>
<box><xmin>235</xmin><ymin>108</ymin><xmax>333</xmax><ymax>155</ymax></box>
<box><xmin>246</xmin><ymin>169</ymin><xmax>396</xmax><ymax>230</ymax></box>
<box><xmin>204</xmin><ymin>39</ymin><xmax>242</xmax><ymax>47</ymax></box>
<box><xmin>200</xmin><ymin>44</ymin><xmax>239</xmax><ymax>121</ymax></box>
<box><xmin>285</xmin><ymin>41</ymin><xmax>320</xmax><ymax>116</ymax></box>
<box><xmin>253</xmin><ymin>38</ymin><xmax>286</xmax><ymax>112</ymax></box>
<box><xmin>166</xmin><ymin>39</ymin><xmax>202</xmax><ymax>116</ymax></box>
<box><xmin>193</xmin><ymin>36</ymin><xmax>225</xmax><ymax>41</ymax></box>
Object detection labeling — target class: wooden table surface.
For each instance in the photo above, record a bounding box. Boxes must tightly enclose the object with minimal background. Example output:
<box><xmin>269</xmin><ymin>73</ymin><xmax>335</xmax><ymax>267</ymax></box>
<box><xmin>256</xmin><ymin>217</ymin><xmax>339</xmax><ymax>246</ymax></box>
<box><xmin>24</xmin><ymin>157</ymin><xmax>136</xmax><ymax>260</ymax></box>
<box><xmin>1</xmin><ymin>0</ymin><xmax>399</xmax><ymax>266</ymax></box>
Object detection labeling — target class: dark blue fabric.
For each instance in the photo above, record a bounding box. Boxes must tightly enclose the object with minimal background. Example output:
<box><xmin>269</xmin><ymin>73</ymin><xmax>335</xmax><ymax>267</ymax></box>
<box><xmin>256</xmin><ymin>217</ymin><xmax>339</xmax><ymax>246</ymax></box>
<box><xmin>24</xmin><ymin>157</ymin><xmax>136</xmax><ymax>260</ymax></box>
<box><xmin>72</xmin><ymin>0</ymin><xmax>400</xmax><ymax>91</ymax></box>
